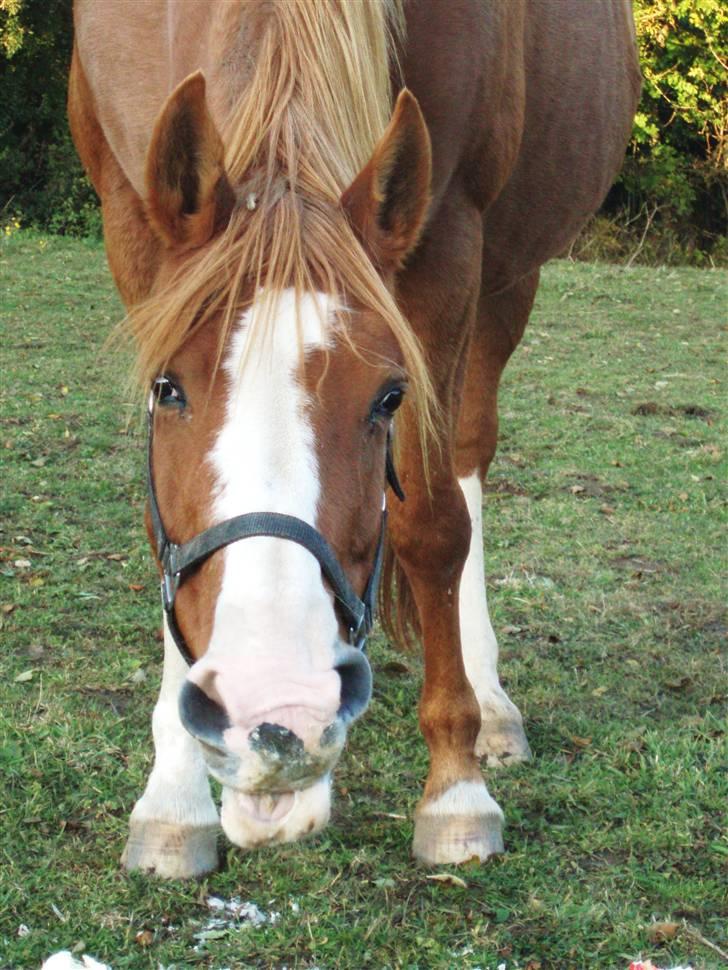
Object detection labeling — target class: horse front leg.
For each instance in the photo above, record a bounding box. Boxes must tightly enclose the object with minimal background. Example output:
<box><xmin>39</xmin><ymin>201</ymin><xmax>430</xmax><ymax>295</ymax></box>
<box><xmin>455</xmin><ymin>272</ymin><xmax>540</xmax><ymax>766</ymax></box>
<box><xmin>389</xmin><ymin>455</ymin><xmax>504</xmax><ymax>864</ymax></box>
<box><xmin>122</xmin><ymin>618</ymin><xmax>220</xmax><ymax>878</ymax></box>
<box><xmin>387</xmin><ymin>202</ymin><xmax>503</xmax><ymax>864</ymax></box>
<box><xmin>457</xmin><ymin>469</ymin><xmax>530</xmax><ymax>765</ymax></box>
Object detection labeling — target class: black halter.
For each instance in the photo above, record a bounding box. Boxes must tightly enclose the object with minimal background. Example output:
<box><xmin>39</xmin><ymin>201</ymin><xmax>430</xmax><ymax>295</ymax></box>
<box><xmin>146</xmin><ymin>393</ymin><xmax>404</xmax><ymax>666</ymax></box>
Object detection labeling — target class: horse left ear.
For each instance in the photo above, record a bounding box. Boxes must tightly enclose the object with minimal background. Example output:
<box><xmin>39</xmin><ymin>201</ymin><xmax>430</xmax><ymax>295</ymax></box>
<box><xmin>342</xmin><ymin>89</ymin><xmax>432</xmax><ymax>272</ymax></box>
<box><xmin>145</xmin><ymin>71</ymin><xmax>235</xmax><ymax>251</ymax></box>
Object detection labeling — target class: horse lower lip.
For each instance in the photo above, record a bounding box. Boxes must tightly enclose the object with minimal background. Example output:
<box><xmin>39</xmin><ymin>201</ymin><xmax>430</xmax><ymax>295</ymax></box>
<box><xmin>235</xmin><ymin>790</ymin><xmax>295</xmax><ymax>822</ymax></box>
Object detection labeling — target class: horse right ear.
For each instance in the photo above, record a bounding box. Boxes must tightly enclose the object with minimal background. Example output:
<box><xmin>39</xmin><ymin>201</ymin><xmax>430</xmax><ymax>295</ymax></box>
<box><xmin>342</xmin><ymin>89</ymin><xmax>432</xmax><ymax>272</ymax></box>
<box><xmin>145</xmin><ymin>72</ymin><xmax>235</xmax><ymax>252</ymax></box>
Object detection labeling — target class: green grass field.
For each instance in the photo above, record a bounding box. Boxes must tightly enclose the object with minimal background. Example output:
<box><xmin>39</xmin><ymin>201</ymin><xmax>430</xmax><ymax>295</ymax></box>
<box><xmin>1</xmin><ymin>233</ymin><xmax>726</xmax><ymax>970</ymax></box>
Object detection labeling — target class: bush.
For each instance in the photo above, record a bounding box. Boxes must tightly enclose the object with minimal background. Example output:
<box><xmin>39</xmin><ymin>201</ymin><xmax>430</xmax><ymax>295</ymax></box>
<box><xmin>1</xmin><ymin>0</ymin><xmax>726</xmax><ymax>258</ymax></box>
<box><xmin>0</xmin><ymin>0</ymin><xmax>101</xmax><ymax>237</ymax></box>
<box><xmin>600</xmin><ymin>0</ymin><xmax>727</xmax><ymax>263</ymax></box>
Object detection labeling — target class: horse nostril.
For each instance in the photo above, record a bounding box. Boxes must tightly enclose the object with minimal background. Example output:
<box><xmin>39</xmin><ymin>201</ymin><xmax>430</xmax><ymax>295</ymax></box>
<box><xmin>334</xmin><ymin>644</ymin><xmax>373</xmax><ymax>724</ymax></box>
<box><xmin>179</xmin><ymin>680</ymin><xmax>230</xmax><ymax>752</ymax></box>
<box><xmin>249</xmin><ymin>722</ymin><xmax>305</xmax><ymax>760</ymax></box>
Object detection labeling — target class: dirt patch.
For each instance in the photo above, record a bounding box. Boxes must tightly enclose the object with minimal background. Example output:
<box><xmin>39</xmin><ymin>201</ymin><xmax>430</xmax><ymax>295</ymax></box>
<box><xmin>561</xmin><ymin>473</ymin><xmax>625</xmax><ymax>499</ymax></box>
<box><xmin>653</xmin><ymin>430</ymin><xmax>705</xmax><ymax>446</ymax></box>
<box><xmin>78</xmin><ymin>686</ymin><xmax>133</xmax><ymax>716</ymax></box>
<box><xmin>611</xmin><ymin>555</ymin><xmax>666</xmax><ymax>574</ymax></box>
<box><xmin>631</xmin><ymin>401</ymin><xmax>715</xmax><ymax>421</ymax></box>
<box><xmin>484</xmin><ymin>478</ymin><xmax>529</xmax><ymax>496</ymax></box>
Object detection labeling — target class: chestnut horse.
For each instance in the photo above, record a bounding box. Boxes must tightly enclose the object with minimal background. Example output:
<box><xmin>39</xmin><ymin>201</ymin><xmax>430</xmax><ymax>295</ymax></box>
<box><xmin>69</xmin><ymin>0</ymin><xmax>639</xmax><ymax>877</ymax></box>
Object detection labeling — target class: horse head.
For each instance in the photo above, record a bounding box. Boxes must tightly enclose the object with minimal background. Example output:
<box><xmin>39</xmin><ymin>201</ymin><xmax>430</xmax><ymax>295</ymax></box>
<box><xmin>137</xmin><ymin>72</ymin><xmax>431</xmax><ymax>846</ymax></box>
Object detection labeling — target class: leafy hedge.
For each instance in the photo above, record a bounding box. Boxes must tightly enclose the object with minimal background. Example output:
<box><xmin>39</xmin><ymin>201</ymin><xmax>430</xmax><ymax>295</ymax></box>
<box><xmin>0</xmin><ymin>0</ymin><xmax>101</xmax><ymax>237</ymax></box>
<box><xmin>1</xmin><ymin>0</ymin><xmax>726</xmax><ymax>261</ymax></box>
<box><xmin>601</xmin><ymin>0</ymin><xmax>727</xmax><ymax>264</ymax></box>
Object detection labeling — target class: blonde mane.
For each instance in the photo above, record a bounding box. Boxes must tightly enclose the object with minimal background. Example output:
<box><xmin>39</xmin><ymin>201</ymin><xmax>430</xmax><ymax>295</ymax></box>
<box><xmin>128</xmin><ymin>0</ymin><xmax>435</xmax><ymax>440</ymax></box>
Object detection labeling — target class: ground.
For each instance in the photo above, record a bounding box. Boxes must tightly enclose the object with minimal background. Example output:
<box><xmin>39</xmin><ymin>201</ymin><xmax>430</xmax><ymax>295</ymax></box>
<box><xmin>0</xmin><ymin>234</ymin><xmax>725</xmax><ymax>969</ymax></box>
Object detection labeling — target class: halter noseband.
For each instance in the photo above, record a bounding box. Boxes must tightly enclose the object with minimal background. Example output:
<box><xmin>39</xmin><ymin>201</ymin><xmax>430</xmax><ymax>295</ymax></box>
<box><xmin>146</xmin><ymin>393</ymin><xmax>403</xmax><ymax>666</ymax></box>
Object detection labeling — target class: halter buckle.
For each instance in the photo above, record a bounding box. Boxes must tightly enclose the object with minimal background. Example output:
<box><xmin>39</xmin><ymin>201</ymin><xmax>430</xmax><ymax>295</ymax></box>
<box><xmin>161</xmin><ymin>571</ymin><xmax>180</xmax><ymax>611</ymax></box>
<box><xmin>348</xmin><ymin>605</ymin><xmax>368</xmax><ymax>650</ymax></box>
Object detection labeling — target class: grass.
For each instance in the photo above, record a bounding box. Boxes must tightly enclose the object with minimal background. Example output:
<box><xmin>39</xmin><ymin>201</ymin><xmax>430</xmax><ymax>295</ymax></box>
<box><xmin>0</xmin><ymin>232</ymin><xmax>726</xmax><ymax>970</ymax></box>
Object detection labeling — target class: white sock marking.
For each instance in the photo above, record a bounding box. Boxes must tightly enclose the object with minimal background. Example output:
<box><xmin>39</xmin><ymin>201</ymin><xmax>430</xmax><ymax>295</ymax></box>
<box><xmin>129</xmin><ymin>617</ymin><xmax>218</xmax><ymax>829</ymax></box>
<box><xmin>458</xmin><ymin>472</ymin><xmax>502</xmax><ymax>703</ymax></box>
<box><xmin>419</xmin><ymin>780</ymin><xmax>503</xmax><ymax>821</ymax></box>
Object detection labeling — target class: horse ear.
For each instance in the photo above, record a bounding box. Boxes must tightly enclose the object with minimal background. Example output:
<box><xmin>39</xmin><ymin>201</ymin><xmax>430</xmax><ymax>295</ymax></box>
<box><xmin>145</xmin><ymin>71</ymin><xmax>235</xmax><ymax>251</ymax></box>
<box><xmin>341</xmin><ymin>89</ymin><xmax>431</xmax><ymax>272</ymax></box>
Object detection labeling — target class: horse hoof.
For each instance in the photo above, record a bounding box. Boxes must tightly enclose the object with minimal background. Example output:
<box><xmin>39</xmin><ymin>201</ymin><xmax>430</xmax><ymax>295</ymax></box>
<box><xmin>412</xmin><ymin>780</ymin><xmax>504</xmax><ymax>865</ymax></box>
<box><xmin>121</xmin><ymin>820</ymin><xmax>219</xmax><ymax>879</ymax></box>
<box><xmin>476</xmin><ymin>717</ymin><xmax>532</xmax><ymax>766</ymax></box>
<box><xmin>220</xmin><ymin>774</ymin><xmax>331</xmax><ymax>848</ymax></box>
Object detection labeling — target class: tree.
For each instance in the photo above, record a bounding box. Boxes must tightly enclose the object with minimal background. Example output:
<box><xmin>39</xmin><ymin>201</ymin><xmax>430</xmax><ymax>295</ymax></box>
<box><xmin>1</xmin><ymin>0</ymin><xmax>726</xmax><ymax>256</ymax></box>
<box><xmin>609</xmin><ymin>0</ymin><xmax>727</xmax><ymax>259</ymax></box>
<box><xmin>0</xmin><ymin>0</ymin><xmax>99</xmax><ymax>235</ymax></box>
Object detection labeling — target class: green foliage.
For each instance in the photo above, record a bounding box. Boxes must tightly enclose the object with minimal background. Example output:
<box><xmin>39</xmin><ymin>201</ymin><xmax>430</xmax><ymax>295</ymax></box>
<box><xmin>610</xmin><ymin>0</ymin><xmax>727</xmax><ymax>258</ymax></box>
<box><xmin>0</xmin><ymin>0</ymin><xmax>726</xmax><ymax>257</ymax></box>
<box><xmin>634</xmin><ymin>0</ymin><xmax>726</xmax><ymax>165</ymax></box>
<box><xmin>0</xmin><ymin>0</ymin><xmax>100</xmax><ymax>237</ymax></box>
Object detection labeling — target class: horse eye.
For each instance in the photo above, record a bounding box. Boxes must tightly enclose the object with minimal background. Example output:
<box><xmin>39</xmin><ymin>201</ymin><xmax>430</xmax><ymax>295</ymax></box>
<box><xmin>152</xmin><ymin>376</ymin><xmax>186</xmax><ymax>408</ymax></box>
<box><xmin>374</xmin><ymin>386</ymin><xmax>405</xmax><ymax>419</ymax></box>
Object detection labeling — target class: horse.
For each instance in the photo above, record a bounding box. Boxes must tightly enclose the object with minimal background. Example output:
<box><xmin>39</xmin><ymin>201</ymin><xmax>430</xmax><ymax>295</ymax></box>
<box><xmin>68</xmin><ymin>0</ymin><xmax>640</xmax><ymax>878</ymax></box>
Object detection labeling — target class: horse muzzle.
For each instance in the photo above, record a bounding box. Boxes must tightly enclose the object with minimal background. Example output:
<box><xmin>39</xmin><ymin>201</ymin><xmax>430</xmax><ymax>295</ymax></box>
<box><xmin>178</xmin><ymin>642</ymin><xmax>372</xmax><ymax>791</ymax></box>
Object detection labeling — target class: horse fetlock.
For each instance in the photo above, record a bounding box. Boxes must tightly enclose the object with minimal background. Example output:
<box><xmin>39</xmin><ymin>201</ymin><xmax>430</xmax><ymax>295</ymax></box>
<box><xmin>412</xmin><ymin>779</ymin><xmax>504</xmax><ymax>864</ymax></box>
<box><xmin>475</xmin><ymin>688</ymin><xmax>531</xmax><ymax>766</ymax></box>
<box><xmin>220</xmin><ymin>774</ymin><xmax>331</xmax><ymax>849</ymax></box>
<box><xmin>122</xmin><ymin>819</ymin><xmax>220</xmax><ymax>879</ymax></box>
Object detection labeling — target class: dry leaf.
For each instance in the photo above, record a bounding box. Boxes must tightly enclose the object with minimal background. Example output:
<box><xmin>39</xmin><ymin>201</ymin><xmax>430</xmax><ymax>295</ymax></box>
<box><xmin>134</xmin><ymin>929</ymin><xmax>154</xmax><ymax>947</ymax></box>
<box><xmin>426</xmin><ymin>872</ymin><xmax>467</xmax><ymax>889</ymax></box>
<box><xmin>647</xmin><ymin>920</ymin><xmax>679</xmax><ymax>943</ymax></box>
<box><xmin>570</xmin><ymin>735</ymin><xmax>592</xmax><ymax>748</ymax></box>
<box><xmin>14</xmin><ymin>669</ymin><xmax>35</xmax><ymax>683</ymax></box>
<box><xmin>128</xmin><ymin>584</ymin><xmax>144</xmax><ymax>592</ymax></box>
<box><xmin>2</xmin><ymin>603</ymin><xmax>16</xmax><ymax>614</ymax></box>
<box><xmin>591</xmin><ymin>685</ymin><xmax>608</xmax><ymax>697</ymax></box>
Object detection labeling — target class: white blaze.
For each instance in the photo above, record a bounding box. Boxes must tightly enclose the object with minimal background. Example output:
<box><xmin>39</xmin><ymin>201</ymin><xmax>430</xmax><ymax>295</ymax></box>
<box><xmin>191</xmin><ymin>290</ymin><xmax>341</xmax><ymax>741</ymax></box>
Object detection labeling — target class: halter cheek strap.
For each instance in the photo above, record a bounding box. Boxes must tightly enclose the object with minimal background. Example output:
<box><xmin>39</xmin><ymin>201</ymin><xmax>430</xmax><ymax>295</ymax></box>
<box><xmin>146</xmin><ymin>398</ymin><xmax>402</xmax><ymax>665</ymax></box>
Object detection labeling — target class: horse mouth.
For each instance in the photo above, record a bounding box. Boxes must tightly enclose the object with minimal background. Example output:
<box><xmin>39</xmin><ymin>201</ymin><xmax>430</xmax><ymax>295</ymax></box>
<box><xmin>233</xmin><ymin>790</ymin><xmax>296</xmax><ymax>823</ymax></box>
<box><xmin>199</xmin><ymin>725</ymin><xmax>344</xmax><ymax>793</ymax></box>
